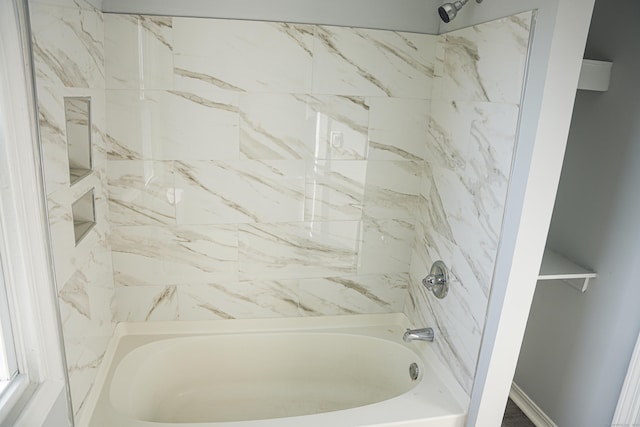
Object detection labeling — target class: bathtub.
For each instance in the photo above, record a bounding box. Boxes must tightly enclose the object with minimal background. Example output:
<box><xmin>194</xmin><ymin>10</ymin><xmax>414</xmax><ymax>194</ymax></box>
<box><xmin>84</xmin><ymin>313</ymin><xmax>466</xmax><ymax>427</ymax></box>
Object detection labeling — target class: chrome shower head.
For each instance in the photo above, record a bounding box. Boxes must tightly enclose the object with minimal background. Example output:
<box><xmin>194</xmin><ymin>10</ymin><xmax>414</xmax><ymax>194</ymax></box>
<box><xmin>438</xmin><ymin>0</ymin><xmax>482</xmax><ymax>23</ymax></box>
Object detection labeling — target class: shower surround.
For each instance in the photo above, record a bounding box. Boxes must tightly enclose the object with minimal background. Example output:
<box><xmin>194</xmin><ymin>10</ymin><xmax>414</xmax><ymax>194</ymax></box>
<box><xmin>105</xmin><ymin>15</ymin><xmax>434</xmax><ymax>321</ymax></box>
<box><xmin>406</xmin><ymin>15</ymin><xmax>532</xmax><ymax>394</ymax></box>
<box><xmin>105</xmin><ymin>12</ymin><xmax>531</xmax><ymax>395</ymax></box>
<box><xmin>30</xmin><ymin>0</ymin><xmax>114</xmax><ymax>419</ymax></box>
<box><xmin>30</xmin><ymin>0</ymin><xmax>532</xmax><ymax>418</ymax></box>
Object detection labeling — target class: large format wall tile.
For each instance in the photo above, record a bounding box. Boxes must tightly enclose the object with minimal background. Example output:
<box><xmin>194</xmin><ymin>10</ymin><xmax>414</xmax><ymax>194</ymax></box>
<box><xmin>30</xmin><ymin>0</ymin><xmax>115</xmax><ymax>419</ymax></box>
<box><xmin>298</xmin><ymin>274</ymin><xmax>408</xmax><ymax>315</ymax></box>
<box><xmin>45</xmin><ymin>156</ymin><xmax>114</xmax><ymax>420</ymax></box>
<box><xmin>238</xmin><ymin>222</ymin><xmax>360</xmax><ymax>281</ymax></box>
<box><xmin>115</xmin><ymin>285</ymin><xmax>179</xmax><ymax>321</ymax></box>
<box><xmin>58</xmin><ymin>248</ymin><xmax>115</xmax><ymax>341</ymax></box>
<box><xmin>238</xmin><ymin>94</ymin><xmax>370</xmax><ymax>161</ymax></box>
<box><xmin>173</xmin><ymin>19</ymin><xmax>314</xmax><ymax>93</ymax></box>
<box><xmin>177</xmin><ymin>281</ymin><xmax>300</xmax><ymax>320</ymax></box>
<box><xmin>36</xmin><ymin>84</ymin><xmax>70</xmax><ymax>194</ymax></box>
<box><xmin>304</xmin><ymin>160</ymin><xmax>367</xmax><ymax>221</ymax></box>
<box><xmin>105</xmin><ymin>15</ymin><xmax>431</xmax><ymax>326</ymax></box>
<box><xmin>105</xmin><ymin>15</ymin><xmax>173</xmax><ymax>90</ymax></box>
<box><xmin>174</xmin><ymin>160</ymin><xmax>305</xmax><ymax>224</ymax></box>
<box><xmin>406</xmin><ymin>11</ymin><xmax>534</xmax><ymax>397</ymax></box>
<box><xmin>117</xmin><ymin>273</ymin><xmax>409</xmax><ymax>322</ymax></box>
<box><xmin>358</xmin><ymin>218</ymin><xmax>415</xmax><ymax>275</ymax></box>
<box><xmin>111</xmin><ymin>225</ymin><xmax>239</xmax><ymax>286</ymax></box>
<box><xmin>64</xmin><ymin>336</ymin><xmax>111</xmax><ymax>418</ymax></box>
<box><xmin>238</xmin><ymin>93</ymin><xmax>313</xmax><ymax>160</ymax></box>
<box><xmin>362</xmin><ymin>160</ymin><xmax>422</xmax><ymax>220</ymax></box>
<box><xmin>30</xmin><ymin>2</ymin><xmax>104</xmax><ymax>89</ymax></box>
<box><xmin>367</xmin><ymin>97</ymin><xmax>430</xmax><ymax>161</ymax></box>
<box><xmin>432</xmin><ymin>13</ymin><xmax>532</xmax><ymax>103</ymax></box>
<box><xmin>300</xmin><ymin>95</ymin><xmax>370</xmax><ymax>160</ymax></box>
<box><xmin>106</xmin><ymin>89</ymin><xmax>240</xmax><ymax>160</ymax></box>
<box><xmin>426</xmin><ymin>101</ymin><xmax>520</xmax><ymax>293</ymax></box>
<box><xmin>107</xmin><ymin>160</ymin><xmax>175</xmax><ymax>226</ymax></box>
<box><xmin>312</xmin><ymin>26</ymin><xmax>435</xmax><ymax>97</ymax></box>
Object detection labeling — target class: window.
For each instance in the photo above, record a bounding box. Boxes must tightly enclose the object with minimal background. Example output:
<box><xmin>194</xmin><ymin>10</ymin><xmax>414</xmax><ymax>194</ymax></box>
<box><xmin>0</xmin><ymin>257</ymin><xmax>19</xmax><ymax>393</ymax></box>
<box><xmin>0</xmin><ymin>227</ymin><xmax>31</xmax><ymax>425</ymax></box>
<box><xmin>0</xmin><ymin>0</ymin><xmax>71</xmax><ymax>425</ymax></box>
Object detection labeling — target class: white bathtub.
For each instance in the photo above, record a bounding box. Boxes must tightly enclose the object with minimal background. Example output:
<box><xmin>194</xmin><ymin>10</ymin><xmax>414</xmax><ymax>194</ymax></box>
<box><xmin>84</xmin><ymin>314</ymin><xmax>466</xmax><ymax>427</ymax></box>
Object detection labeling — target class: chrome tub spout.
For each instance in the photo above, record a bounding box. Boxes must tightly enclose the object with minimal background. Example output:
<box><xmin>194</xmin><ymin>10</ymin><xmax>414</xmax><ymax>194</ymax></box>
<box><xmin>403</xmin><ymin>327</ymin><xmax>435</xmax><ymax>343</ymax></box>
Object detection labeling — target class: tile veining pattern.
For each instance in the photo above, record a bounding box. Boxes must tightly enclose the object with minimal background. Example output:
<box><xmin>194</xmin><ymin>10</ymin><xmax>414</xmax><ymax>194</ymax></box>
<box><xmin>29</xmin><ymin>0</ymin><xmax>115</xmax><ymax>418</ymax></box>
<box><xmin>31</xmin><ymin>1</ymin><xmax>531</xmax><ymax>416</ymax></box>
<box><xmin>405</xmin><ymin>12</ymin><xmax>533</xmax><ymax>396</ymax></box>
<box><xmin>105</xmin><ymin>15</ymin><xmax>436</xmax><ymax>322</ymax></box>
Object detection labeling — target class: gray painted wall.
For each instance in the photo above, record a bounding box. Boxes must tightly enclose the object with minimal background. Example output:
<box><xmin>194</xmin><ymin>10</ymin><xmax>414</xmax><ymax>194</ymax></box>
<box><xmin>514</xmin><ymin>0</ymin><xmax>640</xmax><ymax>425</ymax></box>
<box><xmin>101</xmin><ymin>0</ymin><xmax>442</xmax><ymax>33</ymax></box>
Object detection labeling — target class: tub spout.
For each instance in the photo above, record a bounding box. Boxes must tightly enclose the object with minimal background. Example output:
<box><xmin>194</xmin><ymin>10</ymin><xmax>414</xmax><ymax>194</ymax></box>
<box><xmin>403</xmin><ymin>328</ymin><xmax>435</xmax><ymax>343</ymax></box>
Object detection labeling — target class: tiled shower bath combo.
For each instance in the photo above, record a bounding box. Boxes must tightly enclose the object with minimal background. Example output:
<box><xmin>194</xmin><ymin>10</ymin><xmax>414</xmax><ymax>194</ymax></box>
<box><xmin>29</xmin><ymin>0</ymin><xmax>533</xmax><ymax>423</ymax></box>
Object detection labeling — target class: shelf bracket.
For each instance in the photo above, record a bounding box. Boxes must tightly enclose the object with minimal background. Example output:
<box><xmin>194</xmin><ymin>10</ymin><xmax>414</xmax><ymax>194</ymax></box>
<box><xmin>538</xmin><ymin>248</ymin><xmax>597</xmax><ymax>293</ymax></box>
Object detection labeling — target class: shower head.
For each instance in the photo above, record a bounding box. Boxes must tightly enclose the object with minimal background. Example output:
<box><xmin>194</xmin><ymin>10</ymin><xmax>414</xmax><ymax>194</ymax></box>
<box><xmin>438</xmin><ymin>0</ymin><xmax>482</xmax><ymax>23</ymax></box>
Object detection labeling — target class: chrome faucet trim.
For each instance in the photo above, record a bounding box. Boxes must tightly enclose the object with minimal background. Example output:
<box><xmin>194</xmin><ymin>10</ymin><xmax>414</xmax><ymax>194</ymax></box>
<box><xmin>403</xmin><ymin>327</ymin><xmax>435</xmax><ymax>343</ymax></box>
<box><xmin>422</xmin><ymin>260</ymin><xmax>449</xmax><ymax>299</ymax></box>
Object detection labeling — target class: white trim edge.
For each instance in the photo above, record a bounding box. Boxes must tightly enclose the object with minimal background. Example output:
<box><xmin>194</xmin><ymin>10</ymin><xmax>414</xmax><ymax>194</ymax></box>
<box><xmin>14</xmin><ymin>381</ymin><xmax>65</xmax><ymax>427</ymax></box>
<box><xmin>510</xmin><ymin>382</ymin><xmax>557</xmax><ymax>427</ymax></box>
<box><xmin>612</xmin><ymin>332</ymin><xmax>640</xmax><ymax>426</ymax></box>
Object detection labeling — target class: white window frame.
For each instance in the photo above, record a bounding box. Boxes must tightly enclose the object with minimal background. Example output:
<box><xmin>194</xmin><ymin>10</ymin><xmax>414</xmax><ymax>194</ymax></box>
<box><xmin>0</xmin><ymin>0</ymin><xmax>72</xmax><ymax>426</ymax></box>
<box><xmin>0</xmin><ymin>258</ymin><xmax>19</xmax><ymax>387</ymax></box>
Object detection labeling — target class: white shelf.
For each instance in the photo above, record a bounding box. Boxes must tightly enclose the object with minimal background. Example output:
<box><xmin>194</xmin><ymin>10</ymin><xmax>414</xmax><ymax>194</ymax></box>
<box><xmin>538</xmin><ymin>248</ymin><xmax>597</xmax><ymax>292</ymax></box>
<box><xmin>578</xmin><ymin>59</ymin><xmax>613</xmax><ymax>92</ymax></box>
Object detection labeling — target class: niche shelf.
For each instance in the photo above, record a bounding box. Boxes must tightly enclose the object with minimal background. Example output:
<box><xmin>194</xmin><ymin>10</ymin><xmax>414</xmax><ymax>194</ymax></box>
<box><xmin>578</xmin><ymin>59</ymin><xmax>613</xmax><ymax>92</ymax></box>
<box><xmin>64</xmin><ymin>97</ymin><xmax>93</xmax><ymax>184</ymax></box>
<box><xmin>72</xmin><ymin>189</ymin><xmax>96</xmax><ymax>245</ymax></box>
<box><xmin>538</xmin><ymin>248</ymin><xmax>597</xmax><ymax>293</ymax></box>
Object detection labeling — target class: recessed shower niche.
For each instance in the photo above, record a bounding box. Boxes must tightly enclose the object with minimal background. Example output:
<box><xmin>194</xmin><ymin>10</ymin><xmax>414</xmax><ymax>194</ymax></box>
<box><xmin>72</xmin><ymin>189</ymin><xmax>96</xmax><ymax>245</ymax></box>
<box><xmin>64</xmin><ymin>97</ymin><xmax>92</xmax><ymax>184</ymax></box>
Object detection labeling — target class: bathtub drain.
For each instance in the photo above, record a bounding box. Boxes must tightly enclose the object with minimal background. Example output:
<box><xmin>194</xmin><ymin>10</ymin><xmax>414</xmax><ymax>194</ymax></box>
<box><xmin>409</xmin><ymin>362</ymin><xmax>419</xmax><ymax>381</ymax></box>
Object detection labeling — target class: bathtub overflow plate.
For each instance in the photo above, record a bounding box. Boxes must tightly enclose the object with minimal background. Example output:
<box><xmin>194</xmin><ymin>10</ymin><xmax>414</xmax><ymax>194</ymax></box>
<box><xmin>409</xmin><ymin>362</ymin><xmax>419</xmax><ymax>381</ymax></box>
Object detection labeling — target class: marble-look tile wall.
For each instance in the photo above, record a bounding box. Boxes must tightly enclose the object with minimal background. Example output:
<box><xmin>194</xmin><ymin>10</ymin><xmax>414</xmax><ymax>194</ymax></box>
<box><xmin>29</xmin><ymin>0</ymin><xmax>115</xmax><ymax>418</ymax></box>
<box><xmin>405</xmin><ymin>12</ymin><xmax>533</xmax><ymax>397</ymax></box>
<box><xmin>30</xmin><ymin>3</ymin><xmax>531</xmax><ymax>415</ymax></box>
<box><xmin>104</xmin><ymin>15</ymin><xmax>436</xmax><ymax>321</ymax></box>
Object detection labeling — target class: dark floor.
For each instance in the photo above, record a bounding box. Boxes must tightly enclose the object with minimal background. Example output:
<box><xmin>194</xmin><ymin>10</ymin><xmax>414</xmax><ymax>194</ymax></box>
<box><xmin>502</xmin><ymin>398</ymin><xmax>536</xmax><ymax>427</ymax></box>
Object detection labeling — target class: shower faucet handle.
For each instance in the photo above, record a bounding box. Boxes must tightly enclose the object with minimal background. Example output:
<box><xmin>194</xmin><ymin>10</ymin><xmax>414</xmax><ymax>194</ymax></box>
<box><xmin>422</xmin><ymin>260</ymin><xmax>449</xmax><ymax>299</ymax></box>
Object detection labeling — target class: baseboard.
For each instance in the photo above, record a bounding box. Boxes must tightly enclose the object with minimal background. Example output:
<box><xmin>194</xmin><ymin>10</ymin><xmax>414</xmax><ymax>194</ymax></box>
<box><xmin>510</xmin><ymin>382</ymin><xmax>557</xmax><ymax>427</ymax></box>
<box><xmin>612</xmin><ymin>333</ymin><xmax>640</xmax><ymax>426</ymax></box>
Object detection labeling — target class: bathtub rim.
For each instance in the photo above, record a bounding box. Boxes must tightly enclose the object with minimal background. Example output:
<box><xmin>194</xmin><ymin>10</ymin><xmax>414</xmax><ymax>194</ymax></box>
<box><xmin>77</xmin><ymin>312</ymin><xmax>468</xmax><ymax>427</ymax></box>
